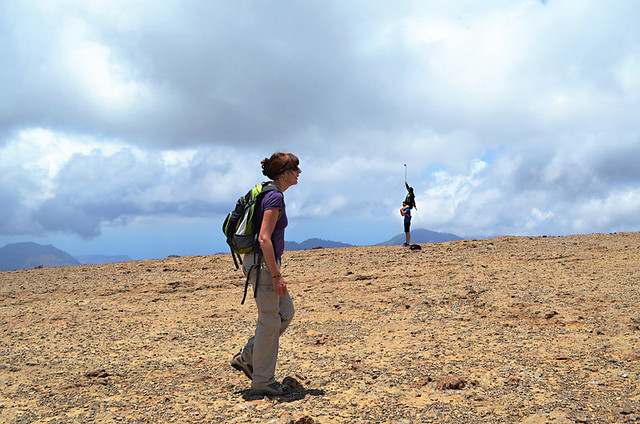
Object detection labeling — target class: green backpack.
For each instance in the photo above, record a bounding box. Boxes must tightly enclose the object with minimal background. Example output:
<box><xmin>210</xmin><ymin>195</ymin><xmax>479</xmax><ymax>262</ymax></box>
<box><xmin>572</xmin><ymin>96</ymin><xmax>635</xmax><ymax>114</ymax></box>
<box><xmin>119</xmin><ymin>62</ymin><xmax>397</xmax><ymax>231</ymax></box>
<box><xmin>222</xmin><ymin>182</ymin><xmax>282</xmax><ymax>303</ymax></box>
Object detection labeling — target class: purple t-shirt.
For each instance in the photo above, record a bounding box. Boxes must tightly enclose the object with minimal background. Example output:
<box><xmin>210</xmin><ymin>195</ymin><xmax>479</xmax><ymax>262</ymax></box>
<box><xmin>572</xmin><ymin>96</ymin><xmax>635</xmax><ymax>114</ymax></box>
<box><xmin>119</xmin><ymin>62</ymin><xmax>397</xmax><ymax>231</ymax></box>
<box><xmin>253</xmin><ymin>189</ymin><xmax>287</xmax><ymax>260</ymax></box>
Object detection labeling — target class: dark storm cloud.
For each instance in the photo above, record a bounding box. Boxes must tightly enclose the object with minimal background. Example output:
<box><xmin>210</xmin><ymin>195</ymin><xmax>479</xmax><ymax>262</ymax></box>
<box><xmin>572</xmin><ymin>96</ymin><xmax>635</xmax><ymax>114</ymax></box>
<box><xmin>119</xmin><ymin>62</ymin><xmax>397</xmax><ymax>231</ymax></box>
<box><xmin>19</xmin><ymin>147</ymin><xmax>225</xmax><ymax>238</ymax></box>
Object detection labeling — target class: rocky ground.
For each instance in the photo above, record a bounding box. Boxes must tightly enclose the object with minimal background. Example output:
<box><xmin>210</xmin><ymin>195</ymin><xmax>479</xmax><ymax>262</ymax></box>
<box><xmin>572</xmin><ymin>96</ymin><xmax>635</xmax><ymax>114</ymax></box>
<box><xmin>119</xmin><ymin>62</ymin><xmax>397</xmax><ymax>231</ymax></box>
<box><xmin>1</xmin><ymin>232</ymin><xmax>639</xmax><ymax>423</ymax></box>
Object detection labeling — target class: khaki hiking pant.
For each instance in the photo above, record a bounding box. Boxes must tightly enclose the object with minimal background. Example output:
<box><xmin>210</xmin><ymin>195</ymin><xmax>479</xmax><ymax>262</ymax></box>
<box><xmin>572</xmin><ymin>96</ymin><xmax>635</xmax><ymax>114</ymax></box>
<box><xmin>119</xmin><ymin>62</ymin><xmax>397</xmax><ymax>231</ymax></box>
<box><xmin>240</xmin><ymin>253</ymin><xmax>295</xmax><ymax>388</ymax></box>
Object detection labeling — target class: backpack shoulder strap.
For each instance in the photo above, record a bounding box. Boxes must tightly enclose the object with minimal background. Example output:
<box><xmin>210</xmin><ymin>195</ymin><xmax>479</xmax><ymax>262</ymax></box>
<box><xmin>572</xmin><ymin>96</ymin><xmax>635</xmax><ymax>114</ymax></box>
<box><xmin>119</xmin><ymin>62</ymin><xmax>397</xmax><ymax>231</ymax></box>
<box><xmin>260</xmin><ymin>181</ymin><xmax>282</xmax><ymax>194</ymax></box>
<box><xmin>255</xmin><ymin>182</ymin><xmax>283</xmax><ymax>219</ymax></box>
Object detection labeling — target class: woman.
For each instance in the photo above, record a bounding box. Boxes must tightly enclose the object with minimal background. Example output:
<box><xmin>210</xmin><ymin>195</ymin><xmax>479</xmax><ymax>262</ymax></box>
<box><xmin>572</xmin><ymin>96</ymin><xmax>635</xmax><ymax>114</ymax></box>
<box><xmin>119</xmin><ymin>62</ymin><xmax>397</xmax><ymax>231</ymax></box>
<box><xmin>404</xmin><ymin>180</ymin><xmax>417</xmax><ymax>210</ymax></box>
<box><xmin>400</xmin><ymin>202</ymin><xmax>412</xmax><ymax>247</ymax></box>
<box><xmin>230</xmin><ymin>152</ymin><xmax>301</xmax><ymax>396</ymax></box>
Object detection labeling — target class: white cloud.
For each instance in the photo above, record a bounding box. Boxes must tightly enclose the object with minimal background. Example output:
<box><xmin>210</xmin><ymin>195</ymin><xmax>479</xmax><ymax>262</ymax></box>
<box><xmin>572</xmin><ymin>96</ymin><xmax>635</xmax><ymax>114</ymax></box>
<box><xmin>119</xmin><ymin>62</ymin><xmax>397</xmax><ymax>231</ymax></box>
<box><xmin>61</xmin><ymin>35</ymin><xmax>147</xmax><ymax>110</ymax></box>
<box><xmin>418</xmin><ymin>159</ymin><xmax>487</xmax><ymax>227</ymax></box>
<box><xmin>574</xmin><ymin>189</ymin><xmax>640</xmax><ymax>233</ymax></box>
<box><xmin>525</xmin><ymin>207</ymin><xmax>555</xmax><ymax>233</ymax></box>
<box><xmin>614</xmin><ymin>51</ymin><xmax>640</xmax><ymax>101</ymax></box>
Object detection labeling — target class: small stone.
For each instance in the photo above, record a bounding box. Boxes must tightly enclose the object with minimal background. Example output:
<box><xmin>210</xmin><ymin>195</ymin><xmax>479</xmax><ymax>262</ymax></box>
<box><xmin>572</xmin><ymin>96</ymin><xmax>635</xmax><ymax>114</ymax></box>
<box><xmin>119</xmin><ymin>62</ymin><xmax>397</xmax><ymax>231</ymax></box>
<box><xmin>85</xmin><ymin>369</ymin><xmax>109</xmax><ymax>378</ymax></box>
<box><xmin>436</xmin><ymin>375</ymin><xmax>466</xmax><ymax>390</ymax></box>
<box><xmin>412</xmin><ymin>376</ymin><xmax>432</xmax><ymax>387</ymax></box>
<box><xmin>505</xmin><ymin>376</ymin><xmax>520</xmax><ymax>386</ymax></box>
<box><xmin>282</xmin><ymin>375</ymin><xmax>303</xmax><ymax>391</ymax></box>
<box><xmin>278</xmin><ymin>415</ymin><xmax>315</xmax><ymax>424</ymax></box>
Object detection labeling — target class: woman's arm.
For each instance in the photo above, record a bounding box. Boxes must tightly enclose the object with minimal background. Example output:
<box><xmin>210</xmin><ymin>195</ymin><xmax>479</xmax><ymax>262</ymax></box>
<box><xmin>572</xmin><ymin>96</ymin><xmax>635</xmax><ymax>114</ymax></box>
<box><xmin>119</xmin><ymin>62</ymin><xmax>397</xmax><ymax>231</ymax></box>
<box><xmin>258</xmin><ymin>208</ymin><xmax>287</xmax><ymax>296</ymax></box>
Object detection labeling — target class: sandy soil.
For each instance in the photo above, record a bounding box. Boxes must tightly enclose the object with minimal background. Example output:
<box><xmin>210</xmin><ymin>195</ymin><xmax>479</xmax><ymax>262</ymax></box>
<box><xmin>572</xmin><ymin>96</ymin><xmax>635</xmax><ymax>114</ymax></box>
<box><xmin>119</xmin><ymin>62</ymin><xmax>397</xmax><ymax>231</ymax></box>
<box><xmin>1</xmin><ymin>232</ymin><xmax>639</xmax><ymax>423</ymax></box>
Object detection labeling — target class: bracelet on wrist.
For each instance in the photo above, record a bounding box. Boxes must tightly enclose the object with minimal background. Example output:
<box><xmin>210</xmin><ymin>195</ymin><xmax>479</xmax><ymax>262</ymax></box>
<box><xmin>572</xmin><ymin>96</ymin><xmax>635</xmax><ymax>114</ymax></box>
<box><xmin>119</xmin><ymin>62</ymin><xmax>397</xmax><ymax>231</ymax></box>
<box><xmin>272</xmin><ymin>273</ymin><xmax>282</xmax><ymax>280</ymax></box>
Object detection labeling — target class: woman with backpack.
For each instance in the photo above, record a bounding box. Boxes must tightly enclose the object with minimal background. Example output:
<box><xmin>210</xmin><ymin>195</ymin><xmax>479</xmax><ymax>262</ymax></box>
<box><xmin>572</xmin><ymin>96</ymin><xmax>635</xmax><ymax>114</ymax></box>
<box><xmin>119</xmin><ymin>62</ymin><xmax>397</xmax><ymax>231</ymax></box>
<box><xmin>230</xmin><ymin>152</ymin><xmax>301</xmax><ymax>396</ymax></box>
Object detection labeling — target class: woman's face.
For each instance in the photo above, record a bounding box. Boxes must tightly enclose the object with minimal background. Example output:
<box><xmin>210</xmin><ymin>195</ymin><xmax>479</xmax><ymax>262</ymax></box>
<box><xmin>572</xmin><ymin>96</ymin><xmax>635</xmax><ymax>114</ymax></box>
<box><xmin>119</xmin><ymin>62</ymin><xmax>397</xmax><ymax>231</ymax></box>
<box><xmin>285</xmin><ymin>164</ymin><xmax>301</xmax><ymax>186</ymax></box>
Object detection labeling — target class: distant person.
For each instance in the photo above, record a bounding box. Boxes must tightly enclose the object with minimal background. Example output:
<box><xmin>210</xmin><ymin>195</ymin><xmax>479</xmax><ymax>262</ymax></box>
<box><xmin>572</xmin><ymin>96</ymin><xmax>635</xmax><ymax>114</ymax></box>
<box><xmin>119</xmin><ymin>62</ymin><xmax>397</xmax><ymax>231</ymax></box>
<box><xmin>404</xmin><ymin>180</ymin><xmax>417</xmax><ymax>210</ymax></box>
<box><xmin>230</xmin><ymin>152</ymin><xmax>302</xmax><ymax>396</ymax></box>
<box><xmin>400</xmin><ymin>202</ymin><xmax>412</xmax><ymax>247</ymax></box>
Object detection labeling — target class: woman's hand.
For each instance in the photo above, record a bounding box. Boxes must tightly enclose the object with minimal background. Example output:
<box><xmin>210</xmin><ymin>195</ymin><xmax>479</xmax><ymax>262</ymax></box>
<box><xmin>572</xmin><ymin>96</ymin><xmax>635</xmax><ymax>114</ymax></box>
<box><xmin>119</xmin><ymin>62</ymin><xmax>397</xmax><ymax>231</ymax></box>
<box><xmin>272</xmin><ymin>275</ymin><xmax>287</xmax><ymax>296</ymax></box>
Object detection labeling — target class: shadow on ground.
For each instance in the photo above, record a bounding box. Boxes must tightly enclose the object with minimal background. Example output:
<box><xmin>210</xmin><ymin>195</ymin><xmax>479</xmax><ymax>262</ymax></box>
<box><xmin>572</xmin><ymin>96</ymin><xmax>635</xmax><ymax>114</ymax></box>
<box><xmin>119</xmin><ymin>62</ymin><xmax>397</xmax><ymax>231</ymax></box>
<box><xmin>239</xmin><ymin>376</ymin><xmax>325</xmax><ymax>402</ymax></box>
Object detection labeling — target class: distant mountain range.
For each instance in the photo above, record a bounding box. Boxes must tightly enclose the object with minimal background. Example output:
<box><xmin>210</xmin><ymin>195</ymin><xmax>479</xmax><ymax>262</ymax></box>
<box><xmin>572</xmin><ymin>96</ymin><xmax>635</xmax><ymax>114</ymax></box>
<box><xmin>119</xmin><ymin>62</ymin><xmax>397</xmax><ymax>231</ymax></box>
<box><xmin>285</xmin><ymin>229</ymin><xmax>462</xmax><ymax>251</ymax></box>
<box><xmin>285</xmin><ymin>238</ymin><xmax>354</xmax><ymax>250</ymax></box>
<box><xmin>0</xmin><ymin>242</ymin><xmax>81</xmax><ymax>271</ymax></box>
<box><xmin>0</xmin><ymin>229</ymin><xmax>462</xmax><ymax>270</ymax></box>
<box><xmin>376</xmin><ymin>228</ymin><xmax>463</xmax><ymax>246</ymax></box>
<box><xmin>0</xmin><ymin>242</ymin><xmax>134</xmax><ymax>271</ymax></box>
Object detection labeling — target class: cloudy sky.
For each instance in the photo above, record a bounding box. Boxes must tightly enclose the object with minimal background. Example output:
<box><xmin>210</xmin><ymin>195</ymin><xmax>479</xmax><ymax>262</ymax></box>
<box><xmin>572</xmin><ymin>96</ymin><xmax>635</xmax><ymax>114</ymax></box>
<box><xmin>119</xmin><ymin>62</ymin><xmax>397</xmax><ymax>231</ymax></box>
<box><xmin>1</xmin><ymin>0</ymin><xmax>639</xmax><ymax>260</ymax></box>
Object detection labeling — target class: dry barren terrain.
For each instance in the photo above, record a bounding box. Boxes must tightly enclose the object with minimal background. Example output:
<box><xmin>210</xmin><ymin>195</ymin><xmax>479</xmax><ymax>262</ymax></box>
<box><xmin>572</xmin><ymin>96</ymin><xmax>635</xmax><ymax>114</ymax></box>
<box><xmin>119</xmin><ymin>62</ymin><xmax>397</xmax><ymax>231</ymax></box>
<box><xmin>1</xmin><ymin>232</ymin><xmax>639</xmax><ymax>423</ymax></box>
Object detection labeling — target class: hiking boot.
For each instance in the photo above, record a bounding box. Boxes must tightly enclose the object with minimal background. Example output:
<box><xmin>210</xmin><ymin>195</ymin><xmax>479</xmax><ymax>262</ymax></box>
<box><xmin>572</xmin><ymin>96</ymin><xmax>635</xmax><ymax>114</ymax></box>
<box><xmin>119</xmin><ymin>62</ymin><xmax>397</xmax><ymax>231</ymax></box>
<box><xmin>403</xmin><ymin>243</ymin><xmax>409</xmax><ymax>247</ymax></box>
<box><xmin>251</xmin><ymin>381</ymin><xmax>291</xmax><ymax>396</ymax></box>
<box><xmin>230</xmin><ymin>352</ymin><xmax>253</xmax><ymax>380</ymax></box>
